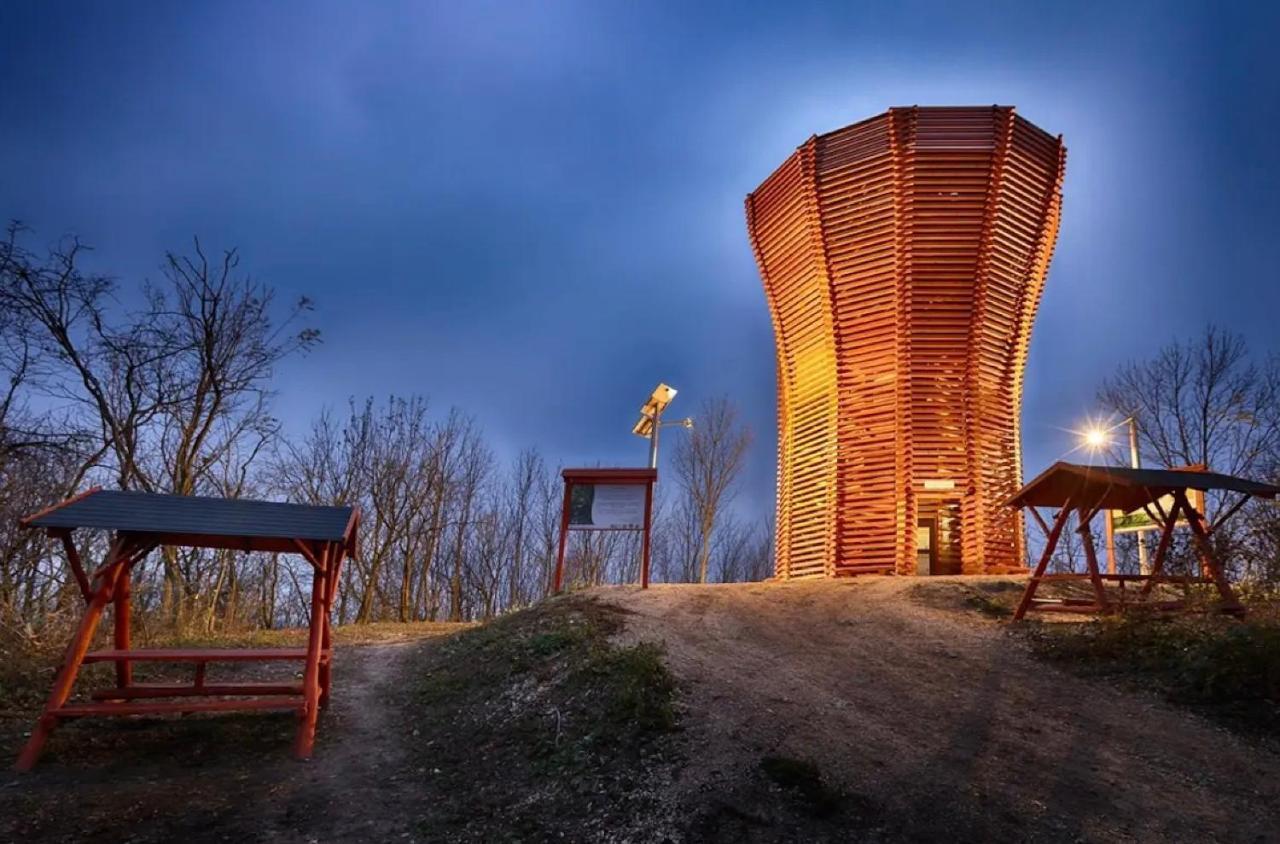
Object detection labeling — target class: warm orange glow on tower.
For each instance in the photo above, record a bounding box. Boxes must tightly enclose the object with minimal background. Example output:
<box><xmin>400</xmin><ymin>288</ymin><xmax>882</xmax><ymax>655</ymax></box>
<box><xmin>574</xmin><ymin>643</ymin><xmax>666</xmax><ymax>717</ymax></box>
<box><xmin>746</xmin><ymin>106</ymin><xmax>1066</xmax><ymax>578</ymax></box>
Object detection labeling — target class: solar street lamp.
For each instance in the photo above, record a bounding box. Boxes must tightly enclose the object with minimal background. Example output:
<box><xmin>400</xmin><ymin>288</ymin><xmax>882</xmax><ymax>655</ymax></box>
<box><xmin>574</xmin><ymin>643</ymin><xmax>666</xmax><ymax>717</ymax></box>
<box><xmin>1079</xmin><ymin>415</ymin><xmax>1147</xmax><ymax>573</ymax></box>
<box><xmin>632</xmin><ymin>383</ymin><xmax>691</xmax><ymax>469</ymax></box>
<box><xmin>1078</xmin><ymin>416</ymin><xmax>1141</xmax><ymax>471</ymax></box>
<box><xmin>1082</xmin><ymin>426</ymin><xmax>1110</xmax><ymax>451</ymax></box>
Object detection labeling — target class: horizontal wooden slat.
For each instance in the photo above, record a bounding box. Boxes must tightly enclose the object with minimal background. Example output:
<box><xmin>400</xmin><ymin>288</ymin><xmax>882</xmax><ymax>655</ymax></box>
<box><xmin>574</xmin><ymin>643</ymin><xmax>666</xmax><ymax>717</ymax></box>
<box><xmin>55</xmin><ymin>698</ymin><xmax>305</xmax><ymax>717</ymax></box>
<box><xmin>83</xmin><ymin>648</ymin><xmax>326</xmax><ymax>663</ymax></box>
<box><xmin>92</xmin><ymin>683</ymin><xmax>304</xmax><ymax>700</ymax></box>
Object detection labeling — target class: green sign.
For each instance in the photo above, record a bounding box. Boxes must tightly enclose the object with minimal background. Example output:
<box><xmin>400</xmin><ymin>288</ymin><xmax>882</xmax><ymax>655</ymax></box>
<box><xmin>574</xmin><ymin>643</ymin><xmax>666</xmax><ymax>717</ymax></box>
<box><xmin>1110</xmin><ymin>490</ymin><xmax>1204</xmax><ymax>534</ymax></box>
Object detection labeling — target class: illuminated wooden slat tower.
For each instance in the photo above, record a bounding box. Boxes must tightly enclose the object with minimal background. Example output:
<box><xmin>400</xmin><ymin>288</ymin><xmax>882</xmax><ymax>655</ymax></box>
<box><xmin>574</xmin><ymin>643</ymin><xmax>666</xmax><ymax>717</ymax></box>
<box><xmin>746</xmin><ymin>106</ymin><xmax>1066</xmax><ymax>578</ymax></box>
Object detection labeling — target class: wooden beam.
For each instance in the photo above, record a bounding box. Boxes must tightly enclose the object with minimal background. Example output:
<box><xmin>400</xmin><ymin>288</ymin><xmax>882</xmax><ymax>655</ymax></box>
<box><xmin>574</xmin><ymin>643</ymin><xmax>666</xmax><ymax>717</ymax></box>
<box><xmin>1174</xmin><ymin>488</ymin><xmax>1243</xmax><ymax>614</ymax></box>
<box><xmin>553</xmin><ymin>481</ymin><xmax>572</xmax><ymax>593</ymax></box>
<box><xmin>1077</xmin><ymin>507</ymin><xmax>1110</xmax><ymax>614</ymax></box>
<box><xmin>291</xmin><ymin>538</ymin><xmax>324</xmax><ymax>570</ymax></box>
<box><xmin>19</xmin><ymin>486</ymin><xmax>102</xmax><ymax>527</ymax></box>
<box><xmin>1013</xmin><ymin>500</ymin><xmax>1073</xmax><ymax>621</ymax></box>
<box><xmin>1027</xmin><ymin>506</ymin><xmax>1051</xmax><ymax>538</ymax></box>
<box><xmin>56</xmin><ymin>698</ymin><xmax>303</xmax><ymax>717</ymax></box>
<box><xmin>319</xmin><ymin>543</ymin><xmax>335</xmax><ymax>710</ymax></box>
<box><xmin>293</xmin><ymin>563</ymin><xmax>328</xmax><ymax>759</ymax></box>
<box><xmin>1210</xmin><ymin>492</ymin><xmax>1250</xmax><ymax>534</ymax></box>
<box><xmin>89</xmin><ymin>535</ymin><xmax>153</xmax><ymax>580</ymax></box>
<box><xmin>53</xmin><ymin>529</ymin><xmax>91</xmax><ymax>604</ymax></box>
<box><xmin>82</xmin><ymin>647</ymin><xmax>322</xmax><ymax>663</ymax></box>
<box><xmin>640</xmin><ymin>479</ymin><xmax>654</xmax><ymax>589</ymax></box>
<box><xmin>14</xmin><ymin>535</ymin><xmax>130</xmax><ymax>771</ymax></box>
<box><xmin>1140</xmin><ymin>496</ymin><xmax>1182</xmax><ymax>598</ymax></box>
<box><xmin>92</xmin><ymin>682</ymin><xmax>303</xmax><ymax>700</ymax></box>
<box><xmin>1104</xmin><ymin>508</ymin><xmax>1117</xmax><ymax>576</ymax></box>
<box><xmin>113</xmin><ymin>563</ymin><xmax>133</xmax><ymax>689</ymax></box>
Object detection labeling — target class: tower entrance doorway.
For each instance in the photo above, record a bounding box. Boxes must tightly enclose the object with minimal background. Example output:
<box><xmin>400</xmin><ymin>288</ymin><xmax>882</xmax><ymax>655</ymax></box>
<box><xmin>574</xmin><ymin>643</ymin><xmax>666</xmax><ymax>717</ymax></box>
<box><xmin>916</xmin><ymin>519</ymin><xmax>937</xmax><ymax>575</ymax></box>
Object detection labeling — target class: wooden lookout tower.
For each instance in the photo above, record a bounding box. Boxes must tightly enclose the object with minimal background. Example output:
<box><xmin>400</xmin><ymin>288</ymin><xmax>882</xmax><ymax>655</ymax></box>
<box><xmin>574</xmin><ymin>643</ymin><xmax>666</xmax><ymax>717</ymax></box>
<box><xmin>746</xmin><ymin>106</ymin><xmax>1067</xmax><ymax>578</ymax></box>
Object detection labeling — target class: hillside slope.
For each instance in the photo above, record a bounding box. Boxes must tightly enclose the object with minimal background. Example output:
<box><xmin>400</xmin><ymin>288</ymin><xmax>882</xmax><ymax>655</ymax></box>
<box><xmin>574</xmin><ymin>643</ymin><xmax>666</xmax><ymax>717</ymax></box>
<box><xmin>601</xmin><ymin>578</ymin><xmax>1280</xmax><ymax>842</ymax></box>
<box><xmin>5</xmin><ymin>581</ymin><xmax>1279</xmax><ymax>843</ymax></box>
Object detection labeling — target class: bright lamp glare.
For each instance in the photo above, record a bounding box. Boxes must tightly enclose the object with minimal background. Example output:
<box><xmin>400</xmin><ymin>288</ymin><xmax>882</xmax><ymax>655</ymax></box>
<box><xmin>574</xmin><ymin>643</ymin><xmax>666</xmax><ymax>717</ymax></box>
<box><xmin>1083</xmin><ymin>428</ymin><xmax>1110</xmax><ymax>449</ymax></box>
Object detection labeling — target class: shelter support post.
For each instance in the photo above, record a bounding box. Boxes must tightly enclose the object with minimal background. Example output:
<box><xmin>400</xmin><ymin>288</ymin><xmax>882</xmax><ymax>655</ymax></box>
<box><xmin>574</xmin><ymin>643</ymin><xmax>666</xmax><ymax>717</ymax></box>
<box><xmin>1012</xmin><ymin>503</ymin><xmax>1072</xmax><ymax>621</ymax></box>
<box><xmin>114</xmin><ymin>565</ymin><xmax>133</xmax><ymax>689</ymax></box>
<box><xmin>1178</xmin><ymin>490</ymin><xmax>1215</xmax><ymax>580</ymax></box>
<box><xmin>14</xmin><ymin>536</ymin><xmax>132</xmax><ymax>771</ymax></box>
<box><xmin>1139</xmin><ymin>495</ymin><xmax>1182</xmax><ymax>598</ymax></box>
<box><xmin>294</xmin><ymin>560</ymin><xmax>329</xmax><ymax>760</ymax></box>
<box><xmin>1077</xmin><ymin>506</ymin><xmax>1110</xmax><ymax>613</ymax></box>
<box><xmin>320</xmin><ymin>542</ymin><xmax>342</xmax><ymax>709</ymax></box>
<box><xmin>1174</xmin><ymin>489</ymin><xmax>1244</xmax><ymax>615</ymax></box>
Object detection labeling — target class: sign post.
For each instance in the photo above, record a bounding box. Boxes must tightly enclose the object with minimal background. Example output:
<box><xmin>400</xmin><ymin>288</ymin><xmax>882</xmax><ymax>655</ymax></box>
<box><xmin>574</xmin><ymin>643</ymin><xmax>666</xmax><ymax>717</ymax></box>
<box><xmin>553</xmin><ymin>468</ymin><xmax>658</xmax><ymax>592</ymax></box>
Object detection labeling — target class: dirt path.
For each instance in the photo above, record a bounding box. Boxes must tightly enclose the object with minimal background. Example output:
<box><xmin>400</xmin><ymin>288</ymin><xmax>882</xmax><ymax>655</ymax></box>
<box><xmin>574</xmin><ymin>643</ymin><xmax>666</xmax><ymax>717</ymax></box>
<box><xmin>261</xmin><ymin>639</ymin><xmax>424</xmax><ymax>842</ymax></box>
<box><xmin>0</xmin><ymin>638</ymin><xmax>439</xmax><ymax>843</ymax></box>
<box><xmin>599</xmin><ymin>578</ymin><xmax>1280</xmax><ymax>843</ymax></box>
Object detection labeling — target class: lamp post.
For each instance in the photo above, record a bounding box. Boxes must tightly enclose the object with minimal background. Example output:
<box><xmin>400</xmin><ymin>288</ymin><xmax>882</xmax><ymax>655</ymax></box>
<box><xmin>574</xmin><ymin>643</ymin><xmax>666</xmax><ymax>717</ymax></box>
<box><xmin>1123</xmin><ymin>416</ymin><xmax>1149</xmax><ymax>574</ymax></box>
<box><xmin>1081</xmin><ymin>415</ymin><xmax>1148</xmax><ymax>574</ymax></box>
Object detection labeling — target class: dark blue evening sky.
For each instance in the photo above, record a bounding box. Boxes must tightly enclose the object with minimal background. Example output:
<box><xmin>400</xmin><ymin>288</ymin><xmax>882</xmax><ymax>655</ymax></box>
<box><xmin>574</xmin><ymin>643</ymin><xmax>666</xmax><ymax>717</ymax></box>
<box><xmin>2</xmin><ymin>1</ymin><xmax>1277</xmax><ymax>519</ymax></box>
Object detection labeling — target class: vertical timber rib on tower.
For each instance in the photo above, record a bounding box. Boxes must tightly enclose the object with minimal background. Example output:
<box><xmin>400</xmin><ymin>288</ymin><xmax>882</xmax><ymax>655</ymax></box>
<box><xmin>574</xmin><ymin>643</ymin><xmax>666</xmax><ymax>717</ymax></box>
<box><xmin>746</xmin><ymin>106</ymin><xmax>1066</xmax><ymax>578</ymax></box>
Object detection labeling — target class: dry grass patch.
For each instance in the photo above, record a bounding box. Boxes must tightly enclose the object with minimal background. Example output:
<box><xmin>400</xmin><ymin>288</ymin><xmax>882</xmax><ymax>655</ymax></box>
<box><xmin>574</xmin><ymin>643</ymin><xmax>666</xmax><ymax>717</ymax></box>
<box><xmin>400</xmin><ymin>594</ymin><xmax>681</xmax><ymax>842</ymax></box>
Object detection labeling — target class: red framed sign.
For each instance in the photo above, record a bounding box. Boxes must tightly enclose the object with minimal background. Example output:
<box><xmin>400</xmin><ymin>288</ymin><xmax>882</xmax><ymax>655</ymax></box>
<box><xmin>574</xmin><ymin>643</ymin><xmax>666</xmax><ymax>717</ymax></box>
<box><xmin>554</xmin><ymin>467</ymin><xmax>657</xmax><ymax>591</ymax></box>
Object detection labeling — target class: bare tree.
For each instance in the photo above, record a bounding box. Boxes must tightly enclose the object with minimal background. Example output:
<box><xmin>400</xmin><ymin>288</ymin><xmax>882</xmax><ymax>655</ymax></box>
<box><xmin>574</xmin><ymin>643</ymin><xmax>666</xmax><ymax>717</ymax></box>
<box><xmin>671</xmin><ymin>397</ymin><xmax>753</xmax><ymax>583</ymax></box>
<box><xmin>412</xmin><ymin>409</ymin><xmax>472</xmax><ymax>622</ymax></box>
<box><xmin>1099</xmin><ymin>326</ymin><xmax>1280</xmax><ymax>478</ymax></box>
<box><xmin>2</xmin><ymin>220</ymin><xmax>791</xmax><ymax>634</ymax></box>
<box><xmin>504</xmin><ymin>448</ymin><xmax>545</xmax><ymax>609</ymax></box>
<box><xmin>0</xmin><ymin>222</ymin><xmax>146</xmax><ymax>490</ymax></box>
<box><xmin>1</xmin><ymin>224</ymin><xmax>318</xmax><ymax>626</ymax></box>
<box><xmin>651</xmin><ymin>491</ymin><xmax>699</xmax><ymax>582</ymax></box>
<box><xmin>744</xmin><ymin>515</ymin><xmax>776</xmax><ymax>582</ymax></box>
<box><xmin>1098</xmin><ymin>326</ymin><xmax>1280</xmax><ymax>580</ymax></box>
<box><xmin>447</xmin><ymin>429</ymin><xmax>491</xmax><ymax>622</ymax></box>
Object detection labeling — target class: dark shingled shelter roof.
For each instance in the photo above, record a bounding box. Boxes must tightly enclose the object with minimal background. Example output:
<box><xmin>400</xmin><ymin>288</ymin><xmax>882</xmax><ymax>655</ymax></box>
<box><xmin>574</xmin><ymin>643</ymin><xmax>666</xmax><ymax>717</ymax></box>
<box><xmin>1006</xmin><ymin>461</ymin><xmax>1280</xmax><ymax>512</ymax></box>
<box><xmin>22</xmin><ymin>488</ymin><xmax>356</xmax><ymax>553</ymax></box>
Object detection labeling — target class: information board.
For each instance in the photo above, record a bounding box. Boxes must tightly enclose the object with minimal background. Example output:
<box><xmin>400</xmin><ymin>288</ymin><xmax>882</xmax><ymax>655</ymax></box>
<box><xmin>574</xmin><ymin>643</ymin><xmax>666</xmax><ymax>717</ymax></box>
<box><xmin>555</xmin><ymin>468</ymin><xmax>657</xmax><ymax>591</ymax></box>
<box><xmin>569</xmin><ymin>483</ymin><xmax>647</xmax><ymax>530</ymax></box>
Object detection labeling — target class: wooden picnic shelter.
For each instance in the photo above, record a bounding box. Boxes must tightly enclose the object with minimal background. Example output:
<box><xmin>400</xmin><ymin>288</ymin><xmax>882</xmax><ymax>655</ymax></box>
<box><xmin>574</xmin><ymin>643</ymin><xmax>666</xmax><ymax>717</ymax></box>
<box><xmin>14</xmin><ymin>488</ymin><xmax>359</xmax><ymax>771</ymax></box>
<box><xmin>1007</xmin><ymin>462</ymin><xmax>1280</xmax><ymax>621</ymax></box>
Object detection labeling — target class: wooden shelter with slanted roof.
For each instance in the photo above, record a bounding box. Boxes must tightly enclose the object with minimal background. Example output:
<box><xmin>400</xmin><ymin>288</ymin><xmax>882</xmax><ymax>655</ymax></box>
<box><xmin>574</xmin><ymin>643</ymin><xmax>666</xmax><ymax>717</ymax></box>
<box><xmin>1006</xmin><ymin>462</ymin><xmax>1280</xmax><ymax>620</ymax></box>
<box><xmin>13</xmin><ymin>487</ymin><xmax>359</xmax><ymax>771</ymax></box>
